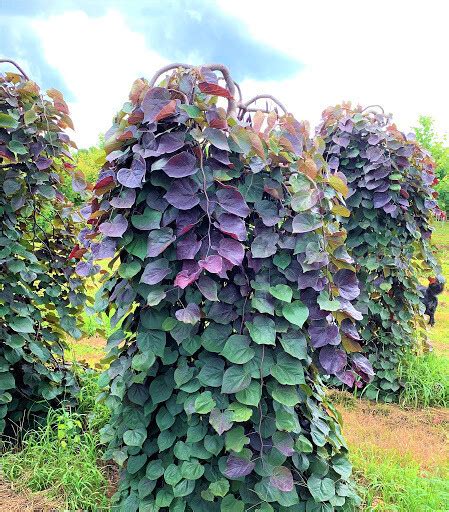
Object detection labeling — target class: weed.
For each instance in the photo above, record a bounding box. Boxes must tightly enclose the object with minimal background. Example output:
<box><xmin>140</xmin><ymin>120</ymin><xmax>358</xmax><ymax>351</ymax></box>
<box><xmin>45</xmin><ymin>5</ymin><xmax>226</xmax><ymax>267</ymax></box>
<box><xmin>0</xmin><ymin>408</ymin><xmax>109</xmax><ymax>511</ymax></box>
<box><xmin>398</xmin><ymin>352</ymin><xmax>449</xmax><ymax>408</ymax></box>
<box><xmin>352</xmin><ymin>445</ymin><xmax>449</xmax><ymax>512</ymax></box>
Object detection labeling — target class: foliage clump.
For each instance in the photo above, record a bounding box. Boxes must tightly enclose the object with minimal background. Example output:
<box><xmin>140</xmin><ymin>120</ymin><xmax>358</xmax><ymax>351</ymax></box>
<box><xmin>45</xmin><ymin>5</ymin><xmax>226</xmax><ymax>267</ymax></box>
<box><xmin>0</xmin><ymin>68</ymin><xmax>85</xmax><ymax>434</ymax></box>
<box><xmin>318</xmin><ymin>104</ymin><xmax>440</xmax><ymax>401</ymax></box>
<box><xmin>77</xmin><ymin>65</ymin><xmax>373</xmax><ymax>510</ymax></box>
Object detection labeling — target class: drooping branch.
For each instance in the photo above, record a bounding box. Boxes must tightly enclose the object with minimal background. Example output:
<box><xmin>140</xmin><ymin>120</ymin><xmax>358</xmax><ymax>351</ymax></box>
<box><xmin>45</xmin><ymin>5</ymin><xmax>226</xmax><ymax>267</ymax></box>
<box><xmin>148</xmin><ymin>63</ymin><xmax>237</xmax><ymax>117</ymax></box>
<box><xmin>0</xmin><ymin>59</ymin><xmax>29</xmax><ymax>80</ymax></box>
<box><xmin>361</xmin><ymin>104</ymin><xmax>385</xmax><ymax>114</ymax></box>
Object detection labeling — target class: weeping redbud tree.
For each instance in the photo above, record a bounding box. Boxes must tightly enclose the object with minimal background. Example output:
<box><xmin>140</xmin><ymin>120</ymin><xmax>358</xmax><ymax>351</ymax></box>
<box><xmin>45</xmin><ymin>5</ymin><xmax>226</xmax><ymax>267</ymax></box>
<box><xmin>77</xmin><ymin>65</ymin><xmax>372</xmax><ymax>510</ymax></box>
<box><xmin>0</xmin><ymin>61</ymin><xmax>86</xmax><ymax>434</ymax></box>
<box><xmin>317</xmin><ymin>104</ymin><xmax>440</xmax><ymax>401</ymax></box>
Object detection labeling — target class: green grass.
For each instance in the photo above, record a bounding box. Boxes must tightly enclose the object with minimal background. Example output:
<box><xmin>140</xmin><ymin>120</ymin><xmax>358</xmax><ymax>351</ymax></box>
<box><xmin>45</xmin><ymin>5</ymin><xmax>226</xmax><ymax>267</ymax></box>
<box><xmin>0</xmin><ymin>368</ymin><xmax>111</xmax><ymax>510</ymax></box>
<box><xmin>398</xmin><ymin>352</ymin><xmax>449</xmax><ymax>408</ymax></box>
<box><xmin>352</xmin><ymin>446</ymin><xmax>449</xmax><ymax>512</ymax></box>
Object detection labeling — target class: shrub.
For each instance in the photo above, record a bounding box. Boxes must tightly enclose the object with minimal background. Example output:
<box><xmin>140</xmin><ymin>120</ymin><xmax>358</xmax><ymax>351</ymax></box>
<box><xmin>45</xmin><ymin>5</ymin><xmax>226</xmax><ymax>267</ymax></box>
<box><xmin>76</xmin><ymin>64</ymin><xmax>372</xmax><ymax>510</ymax></box>
<box><xmin>0</xmin><ymin>64</ymin><xmax>86</xmax><ymax>434</ymax></box>
<box><xmin>317</xmin><ymin>104</ymin><xmax>440</xmax><ymax>401</ymax></box>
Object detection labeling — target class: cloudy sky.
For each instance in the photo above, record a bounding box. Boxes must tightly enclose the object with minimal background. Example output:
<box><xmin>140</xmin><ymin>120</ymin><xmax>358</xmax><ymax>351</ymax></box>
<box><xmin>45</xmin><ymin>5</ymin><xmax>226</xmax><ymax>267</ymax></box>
<box><xmin>1</xmin><ymin>0</ymin><xmax>448</xmax><ymax>148</ymax></box>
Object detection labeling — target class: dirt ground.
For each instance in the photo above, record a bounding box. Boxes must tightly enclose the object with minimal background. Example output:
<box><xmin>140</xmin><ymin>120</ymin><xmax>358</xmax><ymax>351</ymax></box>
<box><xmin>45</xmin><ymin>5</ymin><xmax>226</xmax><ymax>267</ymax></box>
<box><xmin>0</xmin><ymin>478</ymin><xmax>58</xmax><ymax>512</ymax></box>
<box><xmin>335</xmin><ymin>393</ymin><xmax>449</xmax><ymax>471</ymax></box>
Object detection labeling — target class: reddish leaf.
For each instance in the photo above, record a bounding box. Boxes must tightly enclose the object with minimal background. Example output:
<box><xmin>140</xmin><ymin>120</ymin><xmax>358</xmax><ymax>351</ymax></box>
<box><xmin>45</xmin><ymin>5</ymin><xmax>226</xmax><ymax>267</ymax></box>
<box><xmin>198</xmin><ymin>82</ymin><xmax>232</xmax><ymax>100</ymax></box>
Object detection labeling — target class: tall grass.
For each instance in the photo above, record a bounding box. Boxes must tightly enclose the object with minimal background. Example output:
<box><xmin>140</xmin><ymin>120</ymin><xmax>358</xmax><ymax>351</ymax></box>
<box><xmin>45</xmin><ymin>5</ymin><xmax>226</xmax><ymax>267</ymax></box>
<box><xmin>0</xmin><ymin>368</ymin><xmax>111</xmax><ymax>510</ymax></box>
<box><xmin>352</xmin><ymin>446</ymin><xmax>449</xmax><ymax>512</ymax></box>
<box><xmin>398</xmin><ymin>352</ymin><xmax>449</xmax><ymax>408</ymax></box>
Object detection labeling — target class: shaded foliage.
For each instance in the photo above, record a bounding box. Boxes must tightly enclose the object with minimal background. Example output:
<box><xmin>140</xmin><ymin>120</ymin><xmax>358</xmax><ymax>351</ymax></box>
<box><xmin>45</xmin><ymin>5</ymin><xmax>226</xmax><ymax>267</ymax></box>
<box><xmin>318</xmin><ymin>104</ymin><xmax>440</xmax><ymax>401</ymax></box>
<box><xmin>76</xmin><ymin>67</ymin><xmax>372</xmax><ymax>510</ymax></box>
<box><xmin>0</xmin><ymin>70</ymin><xmax>85</xmax><ymax>434</ymax></box>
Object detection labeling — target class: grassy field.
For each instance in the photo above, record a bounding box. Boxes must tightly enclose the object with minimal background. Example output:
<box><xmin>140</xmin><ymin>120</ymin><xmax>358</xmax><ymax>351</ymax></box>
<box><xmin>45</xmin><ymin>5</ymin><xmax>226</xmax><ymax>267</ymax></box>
<box><xmin>1</xmin><ymin>224</ymin><xmax>448</xmax><ymax>510</ymax></box>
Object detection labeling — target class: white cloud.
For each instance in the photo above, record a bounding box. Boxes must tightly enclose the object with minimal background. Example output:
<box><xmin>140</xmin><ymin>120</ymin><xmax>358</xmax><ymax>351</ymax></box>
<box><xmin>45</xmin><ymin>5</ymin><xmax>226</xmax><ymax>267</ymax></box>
<box><xmin>32</xmin><ymin>10</ymin><xmax>167</xmax><ymax>147</ymax></box>
<box><xmin>217</xmin><ymin>0</ymin><xmax>449</xmax><ymax>136</ymax></box>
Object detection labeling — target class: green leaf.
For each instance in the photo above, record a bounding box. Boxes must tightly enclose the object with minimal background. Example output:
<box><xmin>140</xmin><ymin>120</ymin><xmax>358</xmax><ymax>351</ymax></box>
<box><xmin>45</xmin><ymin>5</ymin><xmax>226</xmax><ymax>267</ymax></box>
<box><xmin>0</xmin><ymin>372</ymin><xmax>15</xmax><ymax>390</ymax></box>
<box><xmin>118</xmin><ymin>260</ymin><xmax>141</xmax><ymax>278</ymax></box>
<box><xmin>209</xmin><ymin>478</ymin><xmax>229</xmax><ymax>497</ymax></box>
<box><xmin>24</xmin><ymin>109</ymin><xmax>38</xmax><ymax>125</ymax></box>
<box><xmin>8</xmin><ymin>140</ymin><xmax>27</xmax><ymax>155</ymax></box>
<box><xmin>279</xmin><ymin>333</ymin><xmax>308</xmax><ymax>360</ymax></box>
<box><xmin>221</xmin><ymin>335</ymin><xmax>255</xmax><ymax>364</ymax></box>
<box><xmin>295</xmin><ymin>434</ymin><xmax>313</xmax><ymax>453</ymax></box>
<box><xmin>9</xmin><ymin>316</ymin><xmax>34</xmax><ymax>334</ymax></box>
<box><xmin>307</xmin><ymin>474</ymin><xmax>336</xmax><ymax>502</ymax></box>
<box><xmin>123</xmin><ymin>428</ymin><xmax>147</xmax><ymax>447</ymax></box>
<box><xmin>131</xmin><ymin>208</ymin><xmax>162</xmax><ymax>230</ymax></box>
<box><xmin>270</xmin><ymin>382</ymin><xmax>300</xmax><ymax>406</ymax></box>
<box><xmin>282</xmin><ymin>301</ymin><xmax>309</xmax><ymax>328</ymax></box>
<box><xmin>271</xmin><ymin>353</ymin><xmax>305</xmax><ymax>385</ymax></box>
<box><xmin>317</xmin><ymin>291</ymin><xmax>341</xmax><ymax>312</ymax></box>
<box><xmin>246</xmin><ymin>316</ymin><xmax>276</xmax><ymax>345</ymax></box>
<box><xmin>164</xmin><ymin>464</ymin><xmax>183</xmax><ymax>486</ymax></box>
<box><xmin>194</xmin><ymin>391</ymin><xmax>216</xmax><ymax>414</ymax></box>
<box><xmin>227</xmin><ymin>402</ymin><xmax>253</xmax><ymax>421</ymax></box>
<box><xmin>269</xmin><ymin>284</ymin><xmax>293</xmax><ymax>302</ymax></box>
<box><xmin>0</xmin><ymin>113</ymin><xmax>19</xmax><ymax>129</ymax></box>
<box><xmin>235</xmin><ymin>380</ymin><xmax>261</xmax><ymax>406</ymax></box>
<box><xmin>180</xmin><ymin>104</ymin><xmax>202</xmax><ymax>118</ymax></box>
<box><xmin>221</xmin><ymin>366</ymin><xmax>251</xmax><ymax>394</ymax></box>
<box><xmin>221</xmin><ymin>494</ymin><xmax>245</xmax><ymax>512</ymax></box>
<box><xmin>225</xmin><ymin>426</ymin><xmax>249</xmax><ymax>452</ymax></box>
<box><xmin>181</xmin><ymin>460</ymin><xmax>205</xmax><ymax>480</ymax></box>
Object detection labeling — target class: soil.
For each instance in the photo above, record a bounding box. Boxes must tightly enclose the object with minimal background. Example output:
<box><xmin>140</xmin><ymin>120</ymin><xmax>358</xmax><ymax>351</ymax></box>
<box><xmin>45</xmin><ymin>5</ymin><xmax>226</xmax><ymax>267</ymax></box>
<box><xmin>334</xmin><ymin>392</ymin><xmax>449</xmax><ymax>470</ymax></box>
<box><xmin>0</xmin><ymin>478</ymin><xmax>59</xmax><ymax>512</ymax></box>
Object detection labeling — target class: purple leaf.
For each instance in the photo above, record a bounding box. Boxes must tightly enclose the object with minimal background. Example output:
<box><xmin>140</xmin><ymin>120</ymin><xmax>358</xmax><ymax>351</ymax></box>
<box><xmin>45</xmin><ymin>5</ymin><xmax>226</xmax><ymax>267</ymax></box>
<box><xmin>334</xmin><ymin>269</ymin><xmax>360</xmax><ymax>301</ymax></box>
<box><xmin>72</xmin><ymin>175</ymin><xmax>87</xmax><ymax>192</ymax></box>
<box><xmin>224</xmin><ymin>454</ymin><xmax>255</xmax><ymax>479</ymax></box>
<box><xmin>218</xmin><ymin>238</ymin><xmax>244</xmax><ymax>266</ymax></box>
<box><xmin>117</xmin><ymin>155</ymin><xmax>146</xmax><ymax>188</ymax></box>
<box><xmin>110</xmin><ymin>188</ymin><xmax>136</xmax><ymax>208</ymax></box>
<box><xmin>270</xmin><ymin>466</ymin><xmax>294</xmax><ymax>492</ymax></box>
<box><xmin>272</xmin><ymin>432</ymin><xmax>295</xmax><ymax>456</ymax></box>
<box><xmin>99</xmin><ymin>214</ymin><xmax>128</xmax><ymax>238</ymax></box>
<box><xmin>373</xmin><ymin>191</ymin><xmax>391</xmax><ymax>209</ymax></box>
<box><xmin>141</xmin><ymin>259</ymin><xmax>170</xmax><ymax>285</ymax></box>
<box><xmin>309</xmin><ymin>321</ymin><xmax>341</xmax><ymax>348</ymax></box>
<box><xmin>319</xmin><ymin>345</ymin><xmax>347</xmax><ymax>374</ymax></box>
<box><xmin>341</xmin><ymin>318</ymin><xmax>361</xmax><ymax>340</ymax></box>
<box><xmin>35</xmin><ymin>156</ymin><xmax>53</xmax><ymax>170</ymax></box>
<box><xmin>336</xmin><ymin>370</ymin><xmax>356</xmax><ymax>387</ymax></box>
<box><xmin>162</xmin><ymin>151</ymin><xmax>197</xmax><ymax>178</ymax></box>
<box><xmin>199</xmin><ymin>255</ymin><xmax>223</xmax><ymax>274</ymax></box>
<box><xmin>216</xmin><ymin>214</ymin><xmax>247</xmax><ymax>241</ymax></box>
<box><xmin>204</xmin><ymin>127</ymin><xmax>230</xmax><ymax>151</ymax></box>
<box><xmin>216</xmin><ymin>187</ymin><xmax>250</xmax><ymax>217</ymax></box>
<box><xmin>75</xmin><ymin>260</ymin><xmax>96</xmax><ymax>277</ymax></box>
<box><xmin>175</xmin><ymin>268</ymin><xmax>201</xmax><ymax>289</ymax></box>
<box><xmin>144</xmin><ymin>131</ymin><xmax>185</xmax><ymax>157</ymax></box>
<box><xmin>352</xmin><ymin>353</ymin><xmax>374</xmax><ymax>381</ymax></box>
<box><xmin>164</xmin><ymin>178</ymin><xmax>200</xmax><ymax>210</ymax></box>
<box><xmin>91</xmin><ymin>238</ymin><xmax>117</xmax><ymax>260</ymax></box>
<box><xmin>175</xmin><ymin>303</ymin><xmax>201</xmax><ymax>324</ymax></box>
<box><xmin>147</xmin><ymin>228</ymin><xmax>176</xmax><ymax>257</ymax></box>
<box><xmin>251</xmin><ymin>231</ymin><xmax>279</xmax><ymax>259</ymax></box>
<box><xmin>141</xmin><ymin>87</ymin><xmax>174</xmax><ymax>124</ymax></box>
<box><xmin>197</xmin><ymin>275</ymin><xmax>218</xmax><ymax>301</ymax></box>
<box><xmin>177</xmin><ymin>232</ymin><xmax>201</xmax><ymax>260</ymax></box>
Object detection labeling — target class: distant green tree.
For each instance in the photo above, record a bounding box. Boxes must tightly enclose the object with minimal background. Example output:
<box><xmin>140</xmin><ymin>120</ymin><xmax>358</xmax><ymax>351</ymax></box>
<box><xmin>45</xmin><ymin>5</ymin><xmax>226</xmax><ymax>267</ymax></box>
<box><xmin>414</xmin><ymin>116</ymin><xmax>449</xmax><ymax>213</ymax></box>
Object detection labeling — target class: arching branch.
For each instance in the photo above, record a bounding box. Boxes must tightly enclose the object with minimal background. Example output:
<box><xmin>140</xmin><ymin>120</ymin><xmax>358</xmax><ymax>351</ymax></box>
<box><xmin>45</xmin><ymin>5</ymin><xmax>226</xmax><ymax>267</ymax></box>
<box><xmin>148</xmin><ymin>63</ymin><xmax>237</xmax><ymax>117</ymax></box>
<box><xmin>361</xmin><ymin>104</ymin><xmax>385</xmax><ymax>115</ymax></box>
<box><xmin>239</xmin><ymin>94</ymin><xmax>288</xmax><ymax>115</ymax></box>
<box><xmin>0</xmin><ymin>59</ymin><xmax>29</xmax><ymax>80</ymax></box>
